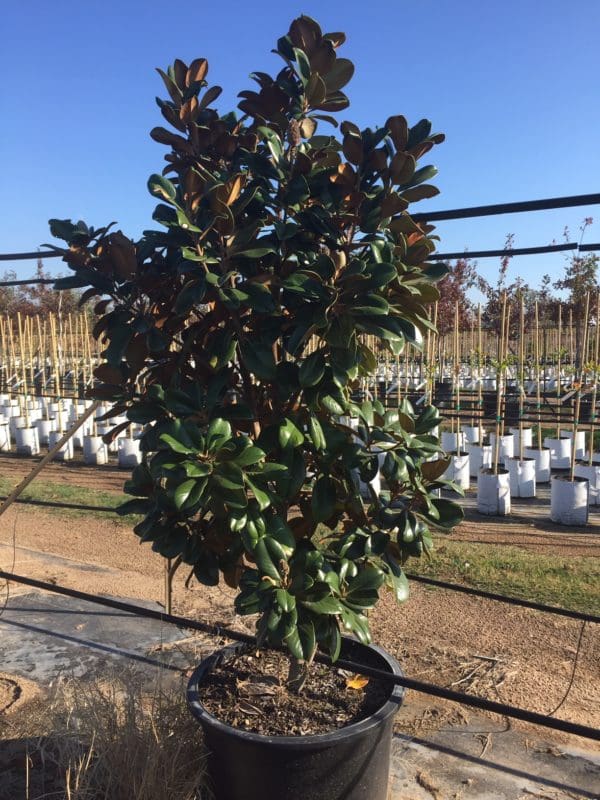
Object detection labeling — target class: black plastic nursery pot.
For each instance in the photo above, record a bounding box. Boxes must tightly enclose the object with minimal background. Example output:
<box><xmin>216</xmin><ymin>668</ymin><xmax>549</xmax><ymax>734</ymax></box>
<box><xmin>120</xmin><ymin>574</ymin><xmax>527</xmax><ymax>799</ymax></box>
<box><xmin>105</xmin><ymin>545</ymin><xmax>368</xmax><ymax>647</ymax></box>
<box><xmin>187</xmin><ymin>638</ymin><xmax>404</xmax><ymax>800</ymax></box>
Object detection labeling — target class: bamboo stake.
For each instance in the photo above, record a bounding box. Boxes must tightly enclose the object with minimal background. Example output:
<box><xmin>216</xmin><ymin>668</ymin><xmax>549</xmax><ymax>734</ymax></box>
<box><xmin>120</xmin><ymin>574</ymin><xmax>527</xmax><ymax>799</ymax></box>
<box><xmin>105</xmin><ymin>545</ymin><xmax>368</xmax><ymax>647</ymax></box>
<box><xmin>68</xmin><ymin>313</ymin><xmax>75</xmax><ymax>395</ymax></box>
<box><xmin>570</xmin><ymin>293</ymin><xmax>590</xmax><ymax>481</ymax></box>
<box><xmin>569</xmin><ymin>307</ymin><xmax>574</xmax><ymax>370</ymax></box>
<box><xmin>17</xmin><ymin>314</ymin><xmax>30</xmax><ymax>429</ymax></box>
<box><xmin>588</xmin><ymin>293</ymin><xmax>600</xmax><ymax>464</ymax></box>
<box><xmin>453</xmin><ymin>301</ymin><xmax>460</xmax><ymax>450</ymax></box>
<box><xmin>49</xmin><ymin>315</ymin><xmax>64</xmax><ymax>432</ymax></box>
<box><xmin>431</xmin><ymin>303</ymin><xmax>438</xmax><ymax>406</ymax></box>
<box><xmin>26</xmin><ymin>317</ymin><xmax>35</xmax><ymax>401</ymax></box>
<box><xmin>7</xmin><ymin>317</ymin><xmax>18</xmax><ymax>400</ymax></box>
<box><xmin>493</xmin><ymin>293</ymin><xmax>508</xmax><ymax>473</ymax></box>
<box><xmin>519</xmin><ymin>297</ymin><xmax>525</xmax><ymax>460</ymax></box>
<box><xmin>0</xmin><ymin>317</ymin><xmax>7</xmax><ymax>393</ymax></box>
<box><xmin>477</xmin><ymin>304</ymin><xmax>483</xmax><ymax>436</ymax></box>
<box><xmin>501</xmin><ymin>303</ymin><xmax>511</xmax><ymax>438</ymax></box>
<box><xmin>534</xmin><ymin>302</ymin><xmax>543</xmax><ymax>449</ymax></box>
<box><xmin>557</xmin><ymin>304</ymin><xmax>563</xmax><ymax>438</ymax></box>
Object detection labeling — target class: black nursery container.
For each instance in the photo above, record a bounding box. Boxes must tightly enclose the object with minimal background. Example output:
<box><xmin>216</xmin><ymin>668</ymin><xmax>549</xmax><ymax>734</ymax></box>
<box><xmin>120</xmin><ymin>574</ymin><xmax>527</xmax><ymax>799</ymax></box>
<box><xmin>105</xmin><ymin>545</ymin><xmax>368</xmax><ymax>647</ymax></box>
<box><xmin>187</xmin><ymin>638</ymin><xmax>404</xmax><ymax>800</ymax></box>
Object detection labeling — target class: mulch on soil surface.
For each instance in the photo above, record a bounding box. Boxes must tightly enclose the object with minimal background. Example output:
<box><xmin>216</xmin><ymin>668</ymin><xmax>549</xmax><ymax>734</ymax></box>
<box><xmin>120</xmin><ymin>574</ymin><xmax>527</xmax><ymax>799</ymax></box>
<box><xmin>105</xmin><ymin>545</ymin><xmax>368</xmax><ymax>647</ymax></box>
<box><xmin>196</xmin><ymin>647</ymin><xmax>389</xmax><ymax>736</ymax></box>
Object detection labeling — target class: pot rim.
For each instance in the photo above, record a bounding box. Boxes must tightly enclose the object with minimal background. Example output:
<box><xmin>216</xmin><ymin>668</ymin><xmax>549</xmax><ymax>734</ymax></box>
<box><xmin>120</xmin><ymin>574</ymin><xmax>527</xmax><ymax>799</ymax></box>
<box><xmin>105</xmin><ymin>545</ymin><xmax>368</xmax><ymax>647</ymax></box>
<box><xmin>479</xmin><ymin>467</ymin><xmax>510</xmax><ymax>476</ymax></box>
<box><xmin>552</xmin><ymin>474</ymin><xmax>589</xmax><ymax>484</ymax></box>
<box><xmin>187</xmin><ymin>640</ymin><xmax>404</xmax><ymax>747</ymax></box>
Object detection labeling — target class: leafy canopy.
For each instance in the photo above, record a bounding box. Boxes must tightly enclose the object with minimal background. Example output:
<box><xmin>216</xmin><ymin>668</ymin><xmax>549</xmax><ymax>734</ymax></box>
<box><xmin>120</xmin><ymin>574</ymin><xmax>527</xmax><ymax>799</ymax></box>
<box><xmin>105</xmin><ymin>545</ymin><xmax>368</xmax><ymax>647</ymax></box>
<box><xmin>49</xmin><ymin>15</ymin><xmax>462</xmax><ymax>667</ymax></box>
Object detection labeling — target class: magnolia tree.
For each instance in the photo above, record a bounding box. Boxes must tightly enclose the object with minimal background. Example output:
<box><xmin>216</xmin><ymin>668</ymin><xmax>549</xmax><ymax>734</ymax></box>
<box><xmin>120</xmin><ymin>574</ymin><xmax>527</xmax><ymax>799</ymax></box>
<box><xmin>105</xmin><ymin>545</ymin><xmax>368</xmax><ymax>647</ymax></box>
<box><xmin>48</xmin><ymin>15</ymin><xmax>462</xmax><ymax>688</ymax></box>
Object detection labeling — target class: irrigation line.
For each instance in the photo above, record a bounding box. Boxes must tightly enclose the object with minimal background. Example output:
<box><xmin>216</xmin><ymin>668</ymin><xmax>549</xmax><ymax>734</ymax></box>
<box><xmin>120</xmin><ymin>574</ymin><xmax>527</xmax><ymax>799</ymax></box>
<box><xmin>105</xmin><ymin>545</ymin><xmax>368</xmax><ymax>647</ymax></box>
<box><xmin>429</xmin><ymin>243</ymin><xmax>579</xmax><ymax>261</ymax></box>
<box><xmin>404</xmin><ymin>574</ymin><xmax>599</xmax><ymax>624</ymax></box>
<box><xmin>411</xmin><ymin>192</ymin><xmax>600</xmax><ymax>222</ymax></box>
<box><xmin>1</xmin><ymin>569</ymin><xmax>598</xmax><ymax>743</ymax></box>
<box><xmin>0</xmin><ymin>276</ymin><xmax>57</xmax><ymax>284</ymax></box>
<box><xmin>0</xmin><ymin>243</ymin><xmax>596</xmax><ymax>280</ymax></box>
<box><xmin>0</xmin><ymin>495</ymin><xmax>117</xmax><ymax>513</ymax></box>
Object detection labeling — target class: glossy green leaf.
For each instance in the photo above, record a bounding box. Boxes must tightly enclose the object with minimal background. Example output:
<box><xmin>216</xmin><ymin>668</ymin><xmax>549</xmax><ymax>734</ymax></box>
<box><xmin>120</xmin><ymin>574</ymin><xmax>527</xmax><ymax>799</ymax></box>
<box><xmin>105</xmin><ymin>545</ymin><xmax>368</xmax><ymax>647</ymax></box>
<box><xmin>429</xmin><ymin>498</ymin><xmax>465</xmax><ymax>529</ymax></box>
<box><xmin>174</xmin><ymin>479</ymin><xmax>197</xmax><ymax>510</ymax></box>
<box><xmin>309</xmin><ymin>416</ymin><xmax>326</xmax><ymax>450</ymax></box>
<box><xmin>302</xmin><ymin>596</ymin><xmax>342</xmax><ymax>614</ymax></box>
<box><xmin>245</xmin><ymin>475</ymin><xmax>271</xmax><ymax>511</ymax></box>
<box><xmin>279</xmin><ymin>418</ymin><xmax>304</xmax><ymax>449</ymax></box>
<box><xmin>207</xmin><ymin>418</ymin><xmax>232</xmax><ymax>452</ymax></box>
<box><xmin>234</xmin><ymin>446</ymin><xmax>266</xmax><ymax>467</ymax></box>
<box><xmin>311</xmin><ymin>474</ymin><xmax>336</xmax><ymax>522</ymax></box>
<box><xmin>147</xmin><ymin>174</ymin><xmax>177</xmax><ymax>202</ymax></box>
<box><xmin>299</xmin><ymin>352</ymin><xmax>326</xmax><ymax>388</ymax></box>
<box><xmin>254</xmin><ymin>536</ymin><xmax>286</xmax><ymax>580</ymax></box>
<box><xmin>159</xmin><ymin>434</ymin><xmax>197</xmax><ymax>455</ymax></box>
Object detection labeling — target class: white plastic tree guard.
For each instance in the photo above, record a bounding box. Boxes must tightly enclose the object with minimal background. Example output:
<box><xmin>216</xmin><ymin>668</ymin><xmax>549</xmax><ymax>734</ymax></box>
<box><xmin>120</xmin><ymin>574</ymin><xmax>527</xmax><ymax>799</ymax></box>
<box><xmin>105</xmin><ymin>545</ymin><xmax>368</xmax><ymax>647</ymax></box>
<box><xmin>48</xmin><ymin>430</ymin><xmax>74</xmax><ymax>461</ymax></box>
<box><xmin>96</xmin><ymin>423</ymin><xmax>118</xmax><ymax>454</ymax></box>
<box><xmin>69</xmin><ymin>405</ymin><xmax>93</xmax><ymax>448</ymax></box>
<box><xmin>442</xmin><ymin>452</ymin><xmax>470</xmax><ymax>490</ymax></box>
<box><xmin>441</xmin><ymin>431</ymin><xmax>465</xmax><ymax>453</ymax></box>
<box><xmin>510</xmin><ymin>427</ymin><xmax>533</xmax><ymax>452</ymax></box>
<box><xmin>489</xmin><ymin>433</ymin><xmax>515</xmax><ymax>465</ymax></box>
<box><xmin>573</xmin><ymin>462</ymin><xmax>600</xmax><ymax>506</ymax></box>
<box><xmin>118</xmin><ymin>437</ymin><xmax>142</xmax><ymax>468</ymax></box>
<box><xmin>15</xmin><ymin>426</ymin><xmax>40</xmax><ymax>456</ymax></box>
<box><xmin>28</xmin><ymin>408</ymin><xmax>43</xmax><ymax>425</ymax></box>
<box><xmin>564</xmin><ymin>430</ymin><xmax>586</xmax><ymax>460</ymax></box>
<box><xmin>550</xmin><ymin>475</ymin><xmax>589</xmax><ymax>525</ymax></box>
<box><xmin>477</xmin><ymin>468</ymin><xmax>511</xmax><ymax>516</ymax></box>
<box><xmin>0</xmin><ymin>421</ymin><xmax>11</xmax><ymax>452</ymax></box>
<box><xmin>506</xmin><ymin>457</ymin><xmax>536</xmax><ymax>498</ymax></box>
<box><xmin>462</xmin><ymin>425</ymin><xmax>483</xmax><ymax>445</ymax></box>
<box><xmin>544</xmin><ymin>436</ymin><xmax>571</xmax><ymax>469</ymax></box>
<box><xmin>35</xmin><ymin>417</ymin><xmax>57</xmax><ymax>447</ymax></box>
<box><xmin>466</xmin><ymin>443</ymin><xmax>492</xmax><ymax>477</ymax></box>
<box><xmin>68</xmin><ymin>403</ymin><xmax>86</xmax><ymax>425</ymax></box>
<box><xmin>523</xmin><ymin>447</ymin><xmax>551</xmax><ymax>483</ymax></box>
<box><xmin>9</xmin><ymin>415</ymin><xmax>26</xmax><ymax>438</ymax></box>
<box><xmin>83</xmin><ymin>435</ymin><xmax>109</xmax><ymax>465</ymax></box>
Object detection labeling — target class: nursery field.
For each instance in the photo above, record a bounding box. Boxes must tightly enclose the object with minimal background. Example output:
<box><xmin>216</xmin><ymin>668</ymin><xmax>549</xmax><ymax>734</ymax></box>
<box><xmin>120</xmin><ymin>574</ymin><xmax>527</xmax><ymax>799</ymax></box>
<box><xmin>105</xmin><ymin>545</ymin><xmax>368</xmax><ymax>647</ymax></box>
<box><xmin>0</xmin><ymin>454</ymin><xmax>598</xmax><ymax>746</ymax></box>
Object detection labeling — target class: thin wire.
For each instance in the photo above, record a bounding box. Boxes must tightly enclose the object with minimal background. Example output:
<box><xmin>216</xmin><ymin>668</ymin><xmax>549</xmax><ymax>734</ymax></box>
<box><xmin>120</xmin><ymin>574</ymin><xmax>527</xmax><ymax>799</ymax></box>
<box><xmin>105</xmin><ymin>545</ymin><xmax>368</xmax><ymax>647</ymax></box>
<box><xmin>545</xmin><ymin>621</ymin><xmax>587</xmax><ymax>717</ymax></box>
<box><xmin>412</xmin><ymin>192</ymin><xmax>600</xmax><ymax>222</ymax></box>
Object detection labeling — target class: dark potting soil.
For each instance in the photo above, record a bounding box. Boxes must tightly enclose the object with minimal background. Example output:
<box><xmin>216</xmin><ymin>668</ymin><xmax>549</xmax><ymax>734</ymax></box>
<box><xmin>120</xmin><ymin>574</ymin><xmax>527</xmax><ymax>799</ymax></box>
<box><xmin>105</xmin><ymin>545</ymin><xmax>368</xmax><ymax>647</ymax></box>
<box><xmin>197</xmin><ymin>649</ymin><xmax>389</xmax><ymax>736</ymax></box>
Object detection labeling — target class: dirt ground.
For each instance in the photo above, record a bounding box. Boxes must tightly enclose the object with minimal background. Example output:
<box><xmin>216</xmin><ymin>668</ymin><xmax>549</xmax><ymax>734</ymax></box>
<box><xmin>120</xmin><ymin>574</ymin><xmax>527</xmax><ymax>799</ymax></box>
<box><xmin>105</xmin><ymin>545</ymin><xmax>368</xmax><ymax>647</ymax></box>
<box><xmin>0</xmin><ymin>454</ymin><xmax>598</xmax><ymax>758</ymax></box>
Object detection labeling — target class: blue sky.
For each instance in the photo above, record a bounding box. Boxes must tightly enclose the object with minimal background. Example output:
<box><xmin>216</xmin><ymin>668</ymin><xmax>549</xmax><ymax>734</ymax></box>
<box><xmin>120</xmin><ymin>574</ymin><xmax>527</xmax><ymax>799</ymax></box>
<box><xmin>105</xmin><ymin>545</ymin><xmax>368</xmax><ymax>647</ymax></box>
<box><xmin>2</xmin><ymin>0</ymin><xmax>599</xmax><ymax>293</ymax></box>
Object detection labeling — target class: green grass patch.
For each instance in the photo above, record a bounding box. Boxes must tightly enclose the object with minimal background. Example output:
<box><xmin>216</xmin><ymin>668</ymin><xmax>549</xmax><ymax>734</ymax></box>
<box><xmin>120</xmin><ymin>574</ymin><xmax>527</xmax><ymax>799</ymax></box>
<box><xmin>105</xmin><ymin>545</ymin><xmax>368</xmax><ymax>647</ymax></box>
<box><xmin>0</xmin><ymin>476</ymin><xmax>141</xmax><ymax>525</ymax></box>
<box><xmin>409</xmin><ymin>539</ymin><xmax>600</xmax><ymax>616</ymax></box>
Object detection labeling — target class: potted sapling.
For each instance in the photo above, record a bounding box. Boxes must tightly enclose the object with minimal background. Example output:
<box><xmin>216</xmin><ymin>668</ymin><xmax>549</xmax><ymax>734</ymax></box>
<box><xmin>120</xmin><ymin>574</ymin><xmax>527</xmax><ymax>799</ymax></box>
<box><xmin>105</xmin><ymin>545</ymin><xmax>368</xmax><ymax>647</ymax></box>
<box><xmin>551</xmin><ymin>297</ymin><xmax>591</xmax><ymax>525</ymax></box>
<box><xmin>523</xmin><ymin>301</ymin><xmax>551</xmax><ymax>482</ymax></box>
<box><xmin>478</xmin><ymin>296</ymin><xmax>511</xmax><ymax>515</ymax></box>
<box><xmin>48</xmin><ymin>16</ymin><xmax>463</xmax><ymax>800</ymax></box>
<box><xmin>506</xmin><ymin>298</ymin><xmax>535</xmax><ymax>497</ymax></box>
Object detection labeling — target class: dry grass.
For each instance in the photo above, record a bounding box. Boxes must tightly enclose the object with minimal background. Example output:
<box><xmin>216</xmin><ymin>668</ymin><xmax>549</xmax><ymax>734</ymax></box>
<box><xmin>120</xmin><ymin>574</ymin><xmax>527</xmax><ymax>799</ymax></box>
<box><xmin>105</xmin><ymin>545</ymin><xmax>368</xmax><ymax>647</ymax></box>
<box><xmin>0</xmin><ymin>668</ymin><xmax>208</xmax><ymax>800</ymax></box>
